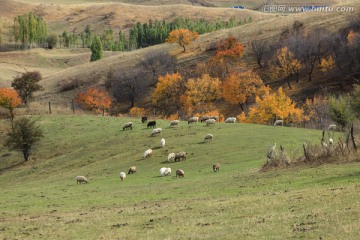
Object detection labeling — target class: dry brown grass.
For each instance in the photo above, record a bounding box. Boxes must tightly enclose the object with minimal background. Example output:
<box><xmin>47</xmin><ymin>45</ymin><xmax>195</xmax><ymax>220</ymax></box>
<box><xmin>0</xmin><ymin>0</ymin><xmax>359</xmax><ymax>105</ymax></box>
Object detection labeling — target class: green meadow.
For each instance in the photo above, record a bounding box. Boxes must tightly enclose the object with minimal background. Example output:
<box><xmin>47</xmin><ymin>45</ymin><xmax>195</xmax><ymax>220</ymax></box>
<box><xmin>1</xmin><ymin>114</ymin><xmax>359</xmax><ymax>239</ymax></box>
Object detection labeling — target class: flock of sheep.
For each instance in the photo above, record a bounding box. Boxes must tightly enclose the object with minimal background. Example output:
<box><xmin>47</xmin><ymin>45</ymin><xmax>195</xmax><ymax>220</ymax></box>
<box><xmin>76</xmin><ymin>115</ymin><xmax>242</xmax><ymax>184</ymax></box>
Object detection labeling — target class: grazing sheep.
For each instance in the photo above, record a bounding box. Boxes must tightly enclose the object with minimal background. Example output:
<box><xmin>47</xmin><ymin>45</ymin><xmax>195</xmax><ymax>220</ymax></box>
<box><xmin>213</xmin><ymin>163</ymin><xmax>220</xmax><ymax>172</ymax></box>
<box><xmin>167</xmin><ymin>153</ymin><xmax>176</xmax><ymax>161</ymax></box>
<box><xmin>144</xmin><ymin>149</ymin><xmax>153</xmax><ymax>159</ymax></box>
<box><xmin>160</xmin><ymin>167</ymin><xmax>172</xmax><ymax>176</ymax></box>
<box><xmin>174</xmin><ymin>151</ymin><xmax>187</xmax><ymax>162</ymax></box>
<box><xmin>170</xmin><ymin>120</ymin><xmax>180</xmax><ymax>127</ymax></box>
<box><xmin>206</xmin><ymin>118</ymin><xmax>216</xmax><ymax>126</ymax></box>
<box><xmin>128</xmin><ymin>166</ymin><xmax>136</xmax><ymax>174</ymax></box>
<box><xmin>204</xmin><ymin>133</ymin><xmax>213</xmax><ymax>142</ymax></box>
<box><xmin>123</xmin><ymin>122</ymin><xmax>133</xmax><ymax>130</ymax></box>
<box><xmin>328</xmin><ymin>124</ymin><xmax>336</xmax><ymax>131</ymax></box>
<box><xmin>76</xmin><ymin>176</ymin><xmax>88</xmax><ymax>184</ymax></box>
<box><xmin>273</xmin><ymin>120</ymin><xmax>284</xmax><ymax>126</ymax></box>
<box><xmin>209</xmin><ymin>116</ymin><xmax>218</xmax><ymax>121</ymax></box>
<box><xmin>200</xmin><ymin>116</ymin><xmax>210</xmax><ymax>123</ymax></box>
<box><xmin>176</xmin><ymin>169</ymin><xmax>185</xmax><ymax>178</ymax></box>
<box><xmin>160</xmin><ymin>138</ymin><xmax>166</xmax><ymax>148</ymax></box>
<box><xmin>119</xmin><ymin>172</ymin><xmax>126</xmax><ymax>181</ymax></box>
<box><xmin>225</xmin><ymin>117</ymin><xmax>236</xmax><ymax>123</ymax></box>
<box><xmin>147</xmin><ymin>121</ymin><xmax>156</xmax><ymax>128</ymax></box>
<box><xmin>141</xmin><ymin>116</ymin><xmax>148</xmax><ymax>123</ymax></box>
<box><xmin>188</xmin><ymin>117</ymin><xmax>199</xmax><ymax>124</ymax></box>
<box><xmin>151</xmin><ymin>128</ymin><xmax>162</xmax><ymax>136</ymax></box>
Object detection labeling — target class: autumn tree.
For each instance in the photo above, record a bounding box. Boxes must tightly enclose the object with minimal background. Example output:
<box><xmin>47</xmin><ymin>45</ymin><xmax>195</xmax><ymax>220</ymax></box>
<box><xmin>76</xmin><ymin>88</ymin><xmax>111</xmax><ymax>113</ymax></box>
<box><xmin>222</xmin><ymin>71</ymin><xmax>264</xmax><ymax>111</ymax></box>
<box><xmin>181</xmin><ymin>74</ymin><xmax>222</xmax><ymax>115</ymax></box>
<box><xmin>5</xmin><ymin>117</ymin><xmax>43</xmax><ymax>162</ymax></box>
<box><xmin>152</xmin><ymin>72</ymin><xmax>186</xmax><ymax>115</ymax></box>
<box><xmin>319</xmin><ymin>55</ymin><xmax>335</xmax><ymax>72</ymax></box>
<box><xmin>269</xmin><ymin>47</ymin><xmax>301</xmax><ymax>89</ymax></box>
<box><xmin>12</xmin><ymin>71</ymin><xmax>43</xmax><ymax>106</ymax></box>
<box><xmin>303</xmin><ymin>95</ymin><xmax>331</xmax><ymax>129</ymax></box>
<box><xmin>0</xmin><ymin>88</ymin><xmax>21</xmax><ymax>122</ymax></box>
<box><xmin>166</xmin><ymin>28</ymin><xmax>199</xmax><ymax>52</ymax></box>
<box><xmin>214</xmin><ymin>36</ymin><xmax>244</xmax><ymax>61</ymax></box>
<box><xmin>247</xmin><ymin>87</ymin><xmax>303</xmax><ymax>125</ymax></box>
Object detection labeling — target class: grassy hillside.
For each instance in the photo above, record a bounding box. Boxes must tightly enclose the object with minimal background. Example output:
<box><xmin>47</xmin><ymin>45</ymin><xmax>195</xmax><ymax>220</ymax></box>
<box><xmin>1</xmin><ymin>114</ymin><xmax>360</xmax><ymax>239</ymax></box>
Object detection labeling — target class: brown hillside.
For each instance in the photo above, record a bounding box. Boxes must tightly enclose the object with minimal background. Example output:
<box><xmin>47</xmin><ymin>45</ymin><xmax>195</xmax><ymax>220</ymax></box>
<box><xmin>0</xmin><ymin>0</ymin><xmax>359</xmax><ymax>104</ymax></box>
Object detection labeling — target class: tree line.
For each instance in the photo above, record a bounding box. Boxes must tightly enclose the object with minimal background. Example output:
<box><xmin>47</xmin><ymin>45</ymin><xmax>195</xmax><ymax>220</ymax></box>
<box><xmin>0</xmin><ymin>13</ymin><xmax>252</xmax><ymax>51</ymax></box>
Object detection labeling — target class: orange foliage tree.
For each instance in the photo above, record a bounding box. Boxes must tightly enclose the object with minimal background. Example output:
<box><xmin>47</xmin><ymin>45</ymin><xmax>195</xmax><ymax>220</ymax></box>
<box><xmin>222</xmin><ymin>71</ymin><xmax>264</xmax><ymax>111</ymax></box>
<box><xmin>76</xmin><ymin>88</ymin><xmax>111</xmax><ymax>113</ymax></box>
<box><xmin>129</xmin><ymin>107</ymin><xmax>146</xmax><ymax>117</ymax></box>
<box><xmin>214</xmin><ymin>36</ymin><xmax>245</xmax><ymax>61</ymax></box>
<box><xmin>246</xmin><ymin>87</ymin><xmax>303</xmax><ymax>125</ymax></box>
<box><xmin>0</xmin><ymin>88</ymin><xmax>22</xmax><ymax>121</ymax></box>
<box><xmin>166</xmin><ymin>29</ymin><xmax>199</xmax><ymax>52</ymax></box>
<box><xmin>269</xmin><ymin>47</ymin><xmax>301</xmax><ymax>89</ymax></box>
<box><xmin>347</xmin><ymin>30</ymin><xmax>360</xmax><ymax>46</ymax></box>
<box><xmin>152</xmin><ymin>73</ymin><xmax>185</xmax><ymax>115</ymax></box>
<box><xmin>180</xmin><ymin>74</ymin><xmax>222</xmax><ymax>115</ymax></box>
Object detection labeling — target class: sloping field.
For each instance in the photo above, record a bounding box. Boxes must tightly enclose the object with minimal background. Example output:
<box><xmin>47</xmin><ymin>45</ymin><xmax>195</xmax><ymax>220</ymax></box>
<box><xmin>1</xmin><ymin>115</ymin><xmax>359</xmax><ymax>239</ymax></box>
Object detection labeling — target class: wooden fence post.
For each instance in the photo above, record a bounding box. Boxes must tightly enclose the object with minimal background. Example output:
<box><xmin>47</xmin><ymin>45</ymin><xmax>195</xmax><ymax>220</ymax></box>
<box><xmin>48</xmin><ymin>102</ymin><xmax>52</xmax><ymax>114</ymax></box>
<box><xmin>72</xmin><ymin>100</ymin><xmax>75</xmax><ymax>114</ymax></box>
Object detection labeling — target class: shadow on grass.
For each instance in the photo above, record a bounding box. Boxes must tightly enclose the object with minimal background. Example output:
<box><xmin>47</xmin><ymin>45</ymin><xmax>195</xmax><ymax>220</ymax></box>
<box><xmin>0</xmin><ymin>161</ymin><xmax>25</xmax><ymax>175</ymax></box>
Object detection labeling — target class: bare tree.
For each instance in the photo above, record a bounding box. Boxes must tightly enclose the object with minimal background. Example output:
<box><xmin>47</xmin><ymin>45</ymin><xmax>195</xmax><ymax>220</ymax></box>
<box><xmin>109</xmin><ymin>69</ymin><xmax>151</xmax><ymax>108</ymax></box>
<box><xmin>139</xmin><ymin>50</ymin><xmax>177</xmax><ymax>84</ymax></box>
<box><xmin>250</xmin><ymin>39</ymin><xmax>268</xmax><ymax>68</ymax></box>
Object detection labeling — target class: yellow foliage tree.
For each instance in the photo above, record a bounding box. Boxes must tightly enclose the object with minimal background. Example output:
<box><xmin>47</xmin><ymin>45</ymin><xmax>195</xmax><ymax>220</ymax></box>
<box><xmin>319</xmin><ymin>55</ymin><xmax>335</xmax><ymax>72</ymax></box>
<box><xmin>166</xmin><ymin>29</ymin><xmax>199</xmax><ymax>52</ymax></box>
<box><xmin>152</xmin><ymin>73</ymin><xmax>185</xmax><ymax>115</ymax></box>
<box><xmin>181</xmin><ymin>74</ymin><xmax>222</xmax><ymax>115</ymax></box>
<box><xmin>247</xmin><ymin>87</ymin><xmax>303</xmax><ymax>124</ymax></box>
<box><xmin>269</xmin><ymin>47</ymin><xmax>301</xmax><ymax>89</ymax></box>
<box><xmin>222</xmin><ymin>71</ymin><xmax>264</xmax><ymax>111</ymax></box>
<box><xmin>129</xmin><ymin>107</ymin><xmax>146</xmax><ymax>117</ymax></box>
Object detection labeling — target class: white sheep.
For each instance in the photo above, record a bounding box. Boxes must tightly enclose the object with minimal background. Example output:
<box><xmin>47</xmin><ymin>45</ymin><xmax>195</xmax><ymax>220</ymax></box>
<box><xmin>329</xmin><ymin>138</ymin><xmax>334</xmax><ymax>145</ymax></box>
<box><xmin>119</xmin><ymin>172</ymin><xmax>126</xmax><ymax>181</ymax></box>
<box><xmin>206</xmin><ymin>118</ymin><xmax>216</xmax><ymax>126</ymax></box>
<box><xmin>188</xmin><ymin>117</ymin><xmax>199</xmax><ymax>124</ymax></box>
<box><xmin>144</xmin><ymin>149</ymin><xmax>153</xmax><ymax>159</ymax></box>
<box><xmin>225</xmin><ymin>117</ymin><xmax>236</xmax><ymax>123</ymax></box>
<box><xmin>168</xmin><ymin>153</ymin><xmax>175</xmax><ymax>161</ymax></box>
<box><xmin>328</xmin><ymin>124</ymin><xmax>336</xmax><ymax>131</ymax></box>
<box><xmin>274</xmin><ymin>120</ymin><xmax>284</xmax><ymax>126</ymax></box>
<box><xmin>160</xmin><ymin>167</ymin><xmax>171</xmax><ymax>176</ymax></box>
<box><xmin>76</xmin><ymin>176</ymin><xmax>88</xmax><ymax>184</ymax></box>
<box><xmin>151</xmin><ymin>128</ymin><xmax>162</xmax><ymax>136</ymax></box>
<box><xmin>204</xmin><ymin>133</ymin><xmax>213</xmax><ymax>142</ymax></box>
<box><xmin>170</xmin><ymin>120</ymin><xmax>180</xmax><ymax>127</ymax></box>
<box><xmin>160</xmin><ymin>138</ymin><xmax>166</xmax><ymax>148</ymax></box>
<box><xmin>123</xmin><ymin>122</ymin><xmax>133</xmax><ymax>130</ymax></box>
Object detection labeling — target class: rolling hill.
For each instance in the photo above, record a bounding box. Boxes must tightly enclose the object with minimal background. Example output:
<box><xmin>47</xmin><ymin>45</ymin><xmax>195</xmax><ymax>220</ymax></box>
<box><xmin>1</xmin><ymin>115</ymin><xmax>359</xmax><ymax>239</ymax></box>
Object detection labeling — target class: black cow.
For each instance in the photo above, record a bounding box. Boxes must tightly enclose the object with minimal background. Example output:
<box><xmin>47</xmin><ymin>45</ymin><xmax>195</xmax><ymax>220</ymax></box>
<box><xmin>141</xmin><ymin>116</ymin><xmax>148</xmax><ymax>123</ymax></box>
<box><xmin>147</xmin><ymin>121</ymin><xmax>156</xmax><ymax>128</ymax></box>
